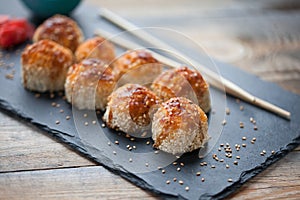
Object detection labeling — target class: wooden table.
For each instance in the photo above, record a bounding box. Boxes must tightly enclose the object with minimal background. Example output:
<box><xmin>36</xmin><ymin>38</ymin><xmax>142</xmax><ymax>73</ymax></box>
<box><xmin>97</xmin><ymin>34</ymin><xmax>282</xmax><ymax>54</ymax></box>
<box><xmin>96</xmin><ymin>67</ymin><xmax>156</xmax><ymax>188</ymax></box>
<box><xmin>1</xmin><ymin>0</ymin><xmax>300</xmax><ymax>199</ymax></box>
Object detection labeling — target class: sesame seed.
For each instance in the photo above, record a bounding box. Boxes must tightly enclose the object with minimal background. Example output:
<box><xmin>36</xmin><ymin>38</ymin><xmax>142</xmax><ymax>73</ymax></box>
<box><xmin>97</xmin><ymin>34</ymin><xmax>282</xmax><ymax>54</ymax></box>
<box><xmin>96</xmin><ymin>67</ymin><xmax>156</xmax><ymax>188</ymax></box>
<box><xmin>242</xmin><ymin>137</ymin><xmax>246</xmax><ymax>140</ymax></box>
<box><xmin>180</xmin><ymin>162</ymin><xmax>184</xmax><ymax>167</ymax></box>
<box><xmin>145</xmin><ymin>163</ymin><xmax>149</xmax><ymax>167</ymax></box>
<box><xmin>240</xmin><ymin>122</ymin><xmax>244</xmax><ymax>128</ymax></box>
<box><xmin>56</xmin><ymin>104</ymin><xmax>60</xmax><ymax>108</ymax></box>
<box><xmin>240</xmin><ymin>105</ymin><xmax>244</xmax><ymax>111</ymax></box>
<box><xmin>178</xmin><ymin>180</ymin><xmax>184</xmax><ymax>185</ymax></box>
<box><xmin>107</xmin><ymin>142</ymin><xmax>111</xmax><ymax>146</ymax></box>
<box><xmin>101</xmin><ymin>123</ymin><xmax>106</xmax><ymax>128</ymax></box>
<box><xmin>162</xmin><ymin>169</ymin><xmax>166</xmax><ymax>174</ymax></box>
<box><xmin>252</xmin><ymin>137</ymin><xmax>256</xmax><ymax>141</ymax></box>
<box><xmin>133</xmin><ymin>146</ymin><xmax>136</xmax><ymax>149</ymax></box>
<box><xmin>222</xmin><ymin>120</ymin><xmax>227</xmax><ymax>126</ymax></box>
<box><xmin>146</xmin><ymin>141</ymin><xmax>150</xmax><ymax>145</ymax></box>
<box><xmin>177</xmin><ymin>167</ymin><xmax>181</xmax><ymax>172</ymax></box>
<box><xmin>234</xmin><ymin>161</ymin><xmax>238</xmax><ymax>165</ymax></box>
<box><xmin>59</xmin><ymin>109</ymin><xmax>64</xmax><ymax>113</ymax></box>
<box><xmin>220</xmin><ymin>143</ymin><xmax>224</xmax><ymax>147</ymax></box>
<box><xmin>271</xmin><ymin>150</ymin><xmax>275</xmax><ymax>154</ymax></box>
<box><xmin>185</xmin><ymin>186</ymin><xmax>189</xmax><ymax>191</ymax></box>
<box><xmin>203</xmin><ymin>162</ymin><xmax>207</xmax><ymax>166</ymax></box>
<box><xmin>196</xmin><ymin>172</ymin><xmax>201</xmax><ymax>176</ymax></box>
<box><xmin>130</xmin><ymin>138</ymin><xmax>135</xmax><ymax>141</ymax></box>
<box><xmin>226</xmin><ymin>164</ymin><xmax>230</xmax><ymax>169</ymax></box>
<box><xmin>220</xmin><ymin>159</ymin><xmax>224</xmax><ymax>162</ymax></box>
<box><xmin>92</xmin><ymin>120</ymin><xmax>96</xmax><ymax>125</ymax></box>
<box><xmin>211</xmin><ymin>165</ymin><xmax>215</xmax><ymax>168</ymax></box>
<box><xmin>129</xmin><ymin>158</ymin><xmax>133</xmax><ymax>162</ymax></box>
<box><xmin>83</xmin><ymin>113</ymin><xmax>88</xmax><ymax>118</ymax></box>
<box><xmin>254</xmin><ymin>126</ymin><xmax>258</xmax><ymax>130</ymax></box>
<box><xmin>260</xmin><ymin>152</ymin><xmax>265</xmax><ymax>156</ymax></box>
<box><xmin>236</xmin><ymin>156</ymin><xmax>240</xmax><ymax>159</ymax></box>
<box><xmin>173</xmin><ymin>178</ymin><xmax>177</xmax><ymax>182</ymax></box>
<box><xmin>250</xmin><ymin>117</ymin><xmax>254</xmax><ymax>123</ymax></box>
<box><xmin>262</xmin><ymin>150</ymin><xmax>266</xmax><ymax>154</ymax></box>
<box><xmin>226</xmin><ymin>108</ymin><xmax>230</xmax><ymax>115</ymax></box>
<box><xmin>128</xmin><ymin>147</ymin><xmax>132</xmax><ymax>151</ymax></box>
<box><xmin>242</xmin><ymin>143</ymin><xmax>246</xmax><ymax>147</ymax></box>
<box><xmin>113</xmin><ymin>151</ymin><xmax>116</xmax><ymax>155</ymax></box>
<box><xmin>51</xmin><ymin>102</ymin><xmax>56</xmax><ymax>107</ymax></box>
<box><xmin>66</xmin><ymin>116</ymin><xmax>70</xmax><ymax>120</ymax></box>
<box><xmin>251</xmin><ymin>140</ymin><xmax>255</xmax><ymax>144</ymax></box>
<box><xmin>55</xmin><ymin>120</ymin><xmax>60</xmax><ymax>124</ymax></box>
<box><xmin>218</xmin><ymin>147</ymin><xmax>222</xmax><ymax>151</ymax></box>
<box><xmin>166</xmin><ymin>180</ymin><xmax>170</xmax><ymax>184</ymax></box>
<box><xmin>201</xmin><ymin>178</ymin><xmax>205</xmax><ymax>182</ymax></box>
<box><xmin>173</xmin><ymin>162</ymin><xmax>177</xmax><ymax>165</ymax></box>
<box><xmin>115</xmin><ymin>141</ymin><xmax>119</xmax><ymax>145</ymax></box>
<box><xmin>154</xmin><ymin>150</ymin><xmax>159</xmax><ymax>154</ymax></box>
<box><xmin>84</xmin><ymin>122</ymin><xmax>88</xmax><ymax>126</ymax></box>
<box><xmin>228</xmin><ymin>178</ymin><xmax>233</xmax><ymax>182</ymax></box>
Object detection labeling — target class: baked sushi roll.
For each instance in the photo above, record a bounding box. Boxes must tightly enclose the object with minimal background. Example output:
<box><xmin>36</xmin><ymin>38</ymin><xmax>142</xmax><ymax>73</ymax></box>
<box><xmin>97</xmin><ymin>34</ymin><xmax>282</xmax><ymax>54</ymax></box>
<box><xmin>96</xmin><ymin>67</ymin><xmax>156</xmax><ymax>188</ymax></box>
<box><xmin>103</xmin><ymin>84</ymin><xmax>160</xmax><ymax>136</ymax></box>
<box><xmin>152</xmin><ymin>97</ymin><xmax>209</xmax><ymax>155</ymax></box>
<box><xmin>75</xmin><ymin>36</ymin><xmax>115</xmax><ymax>64</ymax></box>
<box><xmin>21</xmin><ymin>39</ymin><xmax>74</xmax><ymax>92</ymax></box>
<box><xmin>65</xmin><ymin>58</ymin><xmax>116</xmax><ymax>110</ymax></box>
<box><xmin>151</xmin><ymin>66</ymin><xmax>211</xmax><ymax>113</ymax></box>
<box><xmin>113</xmin><ymin>50</ymin><xmax>162</xmax><ymax>86</ymax></box>
<box><xmin>33</xmin><ymin>14</ymin><xmax>84</xmax><ymax>52</ymax></box>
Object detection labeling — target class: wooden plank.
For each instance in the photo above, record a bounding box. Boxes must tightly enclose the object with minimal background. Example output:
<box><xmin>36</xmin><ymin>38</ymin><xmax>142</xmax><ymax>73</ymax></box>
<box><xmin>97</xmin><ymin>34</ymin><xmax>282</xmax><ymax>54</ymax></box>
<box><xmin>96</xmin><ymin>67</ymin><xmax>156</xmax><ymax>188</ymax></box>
<box><xmin>0</xmin><ymin>112</ymin><xmax>95</xmax><ymax>172</ymax></box>
<box><xmin>0</xmin><ymin>166</ymin><xmax>157</xmax><ymax>200</ymax></box>
<box><xmin>229</xmin><ymin>149</ymin><xmax>300</xmax><ymax>199</ymax></box>
<box><xmin>0</xmin><ymin>0</ymin><xmax>299</xmax><ymax>199</ymax></box>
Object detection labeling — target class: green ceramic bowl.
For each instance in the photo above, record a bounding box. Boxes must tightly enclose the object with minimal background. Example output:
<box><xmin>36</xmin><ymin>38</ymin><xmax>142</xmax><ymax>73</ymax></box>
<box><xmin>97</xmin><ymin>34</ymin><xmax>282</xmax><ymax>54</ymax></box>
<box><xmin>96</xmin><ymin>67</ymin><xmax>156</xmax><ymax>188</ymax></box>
<box><xmin>20</xmin><ymin>0</ymin><xmax>81</xmax><ymax>18</ymax></box>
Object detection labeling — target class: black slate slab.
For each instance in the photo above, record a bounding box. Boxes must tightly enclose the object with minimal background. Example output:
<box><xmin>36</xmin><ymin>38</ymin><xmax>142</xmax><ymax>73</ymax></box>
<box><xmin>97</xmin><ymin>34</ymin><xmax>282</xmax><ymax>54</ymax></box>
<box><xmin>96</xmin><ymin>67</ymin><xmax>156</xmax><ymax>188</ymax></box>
<box><xmin>1</xmin><ymin>1</ymin><xmax>300</xmax><ymax>199</ymax></box>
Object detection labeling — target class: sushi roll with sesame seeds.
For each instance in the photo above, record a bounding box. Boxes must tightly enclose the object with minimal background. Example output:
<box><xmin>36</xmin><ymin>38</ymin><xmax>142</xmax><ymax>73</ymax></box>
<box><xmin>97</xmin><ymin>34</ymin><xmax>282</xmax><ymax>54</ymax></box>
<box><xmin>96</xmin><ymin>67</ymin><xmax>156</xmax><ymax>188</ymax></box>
<box><xmin>21</xmin><ymin>39</ymin><xmax>74</xmax><ymax>92</ymax></box>
<box><xmin>33</xmin><ymin>15</ymin><xmax>84</xmax><ymax>52</ymax></box>
<box><xmin>151</xmin><ymin>66</ymin><xmax>211</xmax><ymax>113</ymax></box>
<box><xmin>64</xmin><ymin>58</ymin><xmax>116</xmax><ymax>110</ymax></box>
<box><xmin>75</xmin><ymin>36</ymin><xmax>115</xmax><ymax>64</ymax></box>
<box><xmin>113</xmin><ymin>50</ymin><xmax>163</xmax><ymax>86</ymax></box>
<box><xmin>152</xmin><ymin>97</ymin><xmax>209</xmax><ymax>155</ymax></box>
<box><xmin>103</xmin><ymin>84</ymin><xmax>161</xmax><ymax>136</ymax></box>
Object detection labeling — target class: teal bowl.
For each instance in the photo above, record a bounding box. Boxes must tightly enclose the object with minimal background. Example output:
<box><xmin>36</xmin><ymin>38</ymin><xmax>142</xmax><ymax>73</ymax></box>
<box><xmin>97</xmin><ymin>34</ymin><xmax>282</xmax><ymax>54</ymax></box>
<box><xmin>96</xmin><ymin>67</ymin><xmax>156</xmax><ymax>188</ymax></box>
<box><xmin>20</xmin><ymin>0</ymin><xmax>81</xmax><ymax>19</ymax></box>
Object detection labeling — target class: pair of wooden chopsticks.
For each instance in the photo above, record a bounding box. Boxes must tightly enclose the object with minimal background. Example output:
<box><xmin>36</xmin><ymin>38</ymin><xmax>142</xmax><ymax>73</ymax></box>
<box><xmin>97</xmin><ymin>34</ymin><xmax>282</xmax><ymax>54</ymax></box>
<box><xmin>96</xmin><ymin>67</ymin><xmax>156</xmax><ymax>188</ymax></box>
<box><xmin>96</xmin><ymin>8</ymin><xmax>291</xmax><ymax>120</ymax></box>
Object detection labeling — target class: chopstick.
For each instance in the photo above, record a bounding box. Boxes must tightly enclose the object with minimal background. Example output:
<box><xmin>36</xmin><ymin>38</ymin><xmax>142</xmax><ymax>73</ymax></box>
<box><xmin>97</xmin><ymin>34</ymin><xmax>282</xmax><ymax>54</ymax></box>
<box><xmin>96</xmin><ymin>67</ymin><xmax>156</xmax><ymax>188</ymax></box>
<box><xmin>98</xmin><ymin>8</ymin><xmax>291</xmax><ymax>120</ymax></box>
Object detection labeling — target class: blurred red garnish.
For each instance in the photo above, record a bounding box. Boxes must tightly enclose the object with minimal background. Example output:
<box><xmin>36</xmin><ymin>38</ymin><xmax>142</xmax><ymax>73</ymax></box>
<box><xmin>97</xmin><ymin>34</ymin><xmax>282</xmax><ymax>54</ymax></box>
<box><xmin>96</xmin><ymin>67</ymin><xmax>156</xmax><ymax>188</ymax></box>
<box><xmin>0</xmin><ymin>16</ymin><xmax>34</xmax><ymax>48</ymax></box>
<box><xmin>0</xmin><ymin>15</ymin><xmax>9</xmax><ymax>26</ymax></box>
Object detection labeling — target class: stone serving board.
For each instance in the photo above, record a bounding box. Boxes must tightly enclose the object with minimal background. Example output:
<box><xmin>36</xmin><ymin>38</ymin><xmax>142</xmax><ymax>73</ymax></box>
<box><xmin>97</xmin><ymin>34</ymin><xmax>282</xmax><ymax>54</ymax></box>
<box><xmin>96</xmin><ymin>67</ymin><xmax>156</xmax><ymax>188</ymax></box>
<box><xmin>0</xmin><ymin>1</ymin><xmax>299</xmax><ymax>199</ymax></box>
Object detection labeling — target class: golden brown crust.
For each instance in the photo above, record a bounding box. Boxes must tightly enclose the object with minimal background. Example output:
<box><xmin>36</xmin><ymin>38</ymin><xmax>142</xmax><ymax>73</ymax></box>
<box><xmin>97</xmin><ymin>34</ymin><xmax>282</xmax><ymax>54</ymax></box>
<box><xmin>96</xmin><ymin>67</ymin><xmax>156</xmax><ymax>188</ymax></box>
<box><xmin>128</xmin><ymin>86</ymin><xmax>160</xmax><ymax>126</ymax></box>
<box><xmin>151</xmin><ymin>66</ymin><xmax>211</xmax><ymax>112</ymax></box>
<box><xmin>33</xmin><ymin>15</ymin><xmax>84</xmax><ymax>52</ymax></box>
<box><xmin>103</xmin><ymin>84</ymin><xmax>161</xmax><ymax>134</ymax></box>
<box><xmin>152</xmin><ymin>97</ymin><xmax>208</xmax><ymax>154</ymax></box>
<box><xmin>21</xmin><ymin>39</ymin><xmax>74</xmax><ymax>92</ymax></box>
<box><xmin>75</xmin><ymin>37</ymin><xmax>115</xmax><ymax>63</ymax></box>
<box><xmin>64</xmin><ymin>58</ymin><xmax>116</xmax><ymax>110</ymax></box>
<box><xmin>112</xmin><ymin>50</ymin><xmax>162</xmax><ymax>85</ymax></box>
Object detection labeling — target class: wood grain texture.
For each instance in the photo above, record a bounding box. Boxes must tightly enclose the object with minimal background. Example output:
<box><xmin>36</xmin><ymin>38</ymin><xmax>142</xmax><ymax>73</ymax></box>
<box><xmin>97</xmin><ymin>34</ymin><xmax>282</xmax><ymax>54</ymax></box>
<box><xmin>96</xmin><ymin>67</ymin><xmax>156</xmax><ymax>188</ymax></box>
<box><xmin>1</xmin><ymin>0</ymin><xmax>300</xmax><ymax>199</ymax></box>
